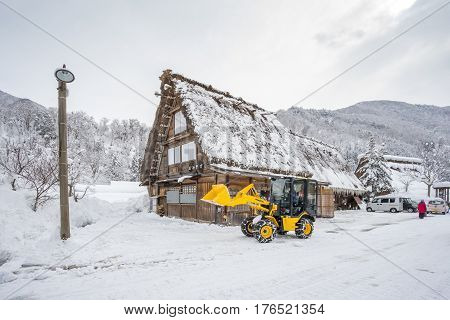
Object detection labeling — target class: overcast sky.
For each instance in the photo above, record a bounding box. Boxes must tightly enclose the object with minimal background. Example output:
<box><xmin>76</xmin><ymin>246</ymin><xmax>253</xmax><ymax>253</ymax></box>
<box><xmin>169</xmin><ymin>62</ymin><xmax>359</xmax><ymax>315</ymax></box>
<box><xmin>0</xmin><ymin>0</ymin><xmax>449</xmax><ymax>124</ymax></box>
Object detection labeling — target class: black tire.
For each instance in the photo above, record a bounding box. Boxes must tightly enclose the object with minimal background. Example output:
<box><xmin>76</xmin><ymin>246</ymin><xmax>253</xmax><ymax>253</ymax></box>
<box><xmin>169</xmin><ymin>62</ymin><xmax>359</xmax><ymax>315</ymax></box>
<box><xmin>407</xmin><ymin>208</ymin><xmax>414</xmax><ymax>213</ymax></box>
<box><xmin>253</xmin><ymin>219</ymin><xmax>277</xmax><ymax>243</ymax></box>
<box><xmin>390</xmin><ymin>208</ymin><xmax>397</xmax><ymax>213</ymax></box>
<box><xmin>366</xmin><ymin>207</ymin><xmax>373</xmax><ymax>212</ymax></box>
<box><xmin>240</xmin><ymin>217</ymin><xmax>255</xmax><ymax>237</ymax></box>
<box><xmin>295</xmin><ymin>218</ymin><xmax>314</xmax><ymax>239</ymax></box>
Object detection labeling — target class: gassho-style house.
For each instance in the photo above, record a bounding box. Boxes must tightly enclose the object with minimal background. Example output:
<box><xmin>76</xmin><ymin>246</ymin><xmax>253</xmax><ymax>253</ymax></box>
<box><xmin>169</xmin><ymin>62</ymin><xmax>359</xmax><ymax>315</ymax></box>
<box><xmin>140</xmin><ymin>70</ymin><xmax>365</xmax><ymax>225</ymax></box>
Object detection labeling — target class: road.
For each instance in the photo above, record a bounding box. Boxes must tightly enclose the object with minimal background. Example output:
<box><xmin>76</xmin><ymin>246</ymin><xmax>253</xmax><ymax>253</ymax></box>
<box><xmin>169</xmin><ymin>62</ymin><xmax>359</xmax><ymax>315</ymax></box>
<box><xmin>1</xmin><ymin>207</ymin><xmax>449</xmax><ymax>299</ymax></box>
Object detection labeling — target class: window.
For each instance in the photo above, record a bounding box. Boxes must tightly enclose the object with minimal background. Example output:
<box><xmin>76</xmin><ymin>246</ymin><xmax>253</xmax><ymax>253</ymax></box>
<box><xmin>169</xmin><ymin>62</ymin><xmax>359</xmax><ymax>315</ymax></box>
<box><xmin>181</xmin><ymin>185</ymin><xmax>196</xmax><ymax>194</ymax></box>
<box><xmin>168</xmin><ymin>142</ymin><xmax>195</xmax><ymax>165</ymax></box>
<box><xmin>167</xmin><ymin>187</ymin><xmax>180</xmax><ymax>203</ymax></box>
<box><xmin>174</xmin><ymin>111</ymin><xmax>187</xmax><ymax>135</ymax></box>
<box><xmin>372</xmin><ymin>199</ymin><xmax>379</xmax><ymax>203</ymax></box>
<box><xmin>307</xmin><ymin>181</ymin><xmax>317</xmax><ymax>213</ymax></box>
<box><xmin>182</xmin><ymin>141</ymin><xmax>196</xmax><ymax>162</ymax></box>
<box><xmin>174</xmin><ymin>146</ymin><xmax>181</xmax><ymax>163</ymax></box>
<box><xmin>381</xmin><ymin>198</ymin><xmax>389</xmax><ymax>203</ymax></box>
<box><xmin>167</xmin><ymin>185</ymin><xmax>196</xmax><ymax>204</ymax></box>
<box><xmin>271</xmin><ymin>179</ymin><xmax>287</xmax><ymax>202</ymax></box>
<box><xmin>293</xmin><ymin>180</ymin><xmax>305</xmax><ymax>209</ymax></box>
<box><xmin>389</xmin><ymin>198</ymin><xmax>395</xmax><ymax>203</ymax></box>
<box><xmin>168</xmin><ymin>146</ymin><xmax>181</xmax><ymax>165</ymax></box>
<box><xmin>180</xmin><ymin>184</ymin><xmax>196</xmax><ymax>204</ymax></box>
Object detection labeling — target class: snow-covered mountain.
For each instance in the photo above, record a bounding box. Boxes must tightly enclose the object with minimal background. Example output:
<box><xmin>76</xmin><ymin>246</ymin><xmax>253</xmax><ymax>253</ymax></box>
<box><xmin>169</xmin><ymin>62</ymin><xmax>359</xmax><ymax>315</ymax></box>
<box><xmin>0</xmin><ymin>90</ymin><xmax>20</xmax><ymax>106</ymax></box>
<box><xmin>277</xmin><ymin>100</ymin><xmax>450</xmax><ymax>170</ymax></box>
<box><xmin>0</xmin><ymin>90</ymin><xmax>56</xmax><ymax>140</ymax></box>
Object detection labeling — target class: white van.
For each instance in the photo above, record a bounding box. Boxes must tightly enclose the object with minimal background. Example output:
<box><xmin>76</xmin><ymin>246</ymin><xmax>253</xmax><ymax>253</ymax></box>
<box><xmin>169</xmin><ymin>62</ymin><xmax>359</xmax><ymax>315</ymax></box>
<box><xmin>366</xmin><ymin>196</ymin><xmax>405</xmax><ymax>213</ymax></box>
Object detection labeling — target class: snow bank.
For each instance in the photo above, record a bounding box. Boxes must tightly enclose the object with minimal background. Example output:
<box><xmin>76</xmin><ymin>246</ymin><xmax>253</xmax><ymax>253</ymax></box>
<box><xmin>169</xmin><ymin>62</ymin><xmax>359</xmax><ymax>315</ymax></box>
<box><xmin>0</xmin><ymin>185</ymin><xmax>118</xmax><ymax>275</ymax></box>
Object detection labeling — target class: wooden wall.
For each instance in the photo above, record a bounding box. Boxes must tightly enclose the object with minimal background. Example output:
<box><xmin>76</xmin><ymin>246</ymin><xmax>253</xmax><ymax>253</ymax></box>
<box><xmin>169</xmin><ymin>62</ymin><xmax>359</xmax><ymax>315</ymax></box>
<box><xmin>196</xmin><ymin>180</ymin><xmax>217</xmax><ymax>222</ymax></box>
<box><xmin>154</xmin><ymin>174</ymin><xmax>335</xmax><ymax>224</ymax></box>
<box><xmin>154</xmin><ymin>173</ymin><xmax>271</xmax><ymax>225</ymax></box>
<box><xmin>317</xmin><ymin>186</ymin><xmax>335</xmax><ymax>218</ymax></box>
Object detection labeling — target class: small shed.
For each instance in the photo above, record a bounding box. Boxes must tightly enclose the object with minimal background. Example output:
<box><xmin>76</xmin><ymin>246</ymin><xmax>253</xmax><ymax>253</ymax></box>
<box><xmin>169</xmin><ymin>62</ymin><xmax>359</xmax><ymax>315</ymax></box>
<box><xmin>140</xmin><ymin>70</ymin><xmax>365</xmax><ymax>224</ymax></box>
<box><xmin>433</xmin><ymin>182</ymin><xmax>450</xmax><ymax>202</ymax></box>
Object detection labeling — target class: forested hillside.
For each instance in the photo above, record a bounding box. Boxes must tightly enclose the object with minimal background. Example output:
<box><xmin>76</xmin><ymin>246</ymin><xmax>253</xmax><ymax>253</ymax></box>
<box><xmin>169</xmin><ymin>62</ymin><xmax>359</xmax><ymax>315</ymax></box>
<box><xmin>277</xmin><ymin>100</ymin><xmax>450</xmax><ymax>173</ymax></box>
<box><xmin>0</xmin><ymin>90</ymin><xmax>149</xmax><ymax>209</ymax></box>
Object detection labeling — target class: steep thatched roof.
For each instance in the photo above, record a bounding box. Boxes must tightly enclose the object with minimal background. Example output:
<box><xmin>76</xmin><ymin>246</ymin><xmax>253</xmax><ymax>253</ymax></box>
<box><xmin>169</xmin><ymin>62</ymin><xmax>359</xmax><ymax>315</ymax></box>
<box><xmin>159</xmin><ymin>71</ymin><xmax>364</xmax><ymax>193</ymax></box>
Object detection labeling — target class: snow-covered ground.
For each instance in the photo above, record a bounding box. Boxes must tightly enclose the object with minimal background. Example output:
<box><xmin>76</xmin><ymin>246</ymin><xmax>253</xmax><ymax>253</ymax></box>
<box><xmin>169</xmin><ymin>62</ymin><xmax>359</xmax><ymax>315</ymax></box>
<box><xmin>1</xmin><ymin>183</ymin><xmax>449</xmax><ymax>300</ymax></box>
<box><xmin>78</xmin><ymin>181</ymin><xmax>148</xmax><ymax>203</ymax></box>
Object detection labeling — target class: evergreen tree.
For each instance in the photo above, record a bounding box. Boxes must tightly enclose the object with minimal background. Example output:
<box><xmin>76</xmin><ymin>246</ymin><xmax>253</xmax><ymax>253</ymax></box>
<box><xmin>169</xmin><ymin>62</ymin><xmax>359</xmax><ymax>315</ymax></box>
<box><xmin>356</xmin><ymin>137</ymin><xmax>393</xmax><ymax>197</ymax></box>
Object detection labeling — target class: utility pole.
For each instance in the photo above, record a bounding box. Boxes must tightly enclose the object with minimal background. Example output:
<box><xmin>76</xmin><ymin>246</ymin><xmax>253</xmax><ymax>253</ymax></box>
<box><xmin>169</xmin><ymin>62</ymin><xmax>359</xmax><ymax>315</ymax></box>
<box><xmin>55</xmin><ymin>65</ymin><xmax>75</xmax><ymax>240</ymax></box>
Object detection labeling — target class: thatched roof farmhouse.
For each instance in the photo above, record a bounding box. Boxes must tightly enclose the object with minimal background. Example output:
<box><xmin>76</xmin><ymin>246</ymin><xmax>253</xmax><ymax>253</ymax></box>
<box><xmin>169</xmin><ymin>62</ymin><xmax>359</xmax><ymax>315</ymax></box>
<box><xmin>140</xmin><ymin>70</ymin><xmax>365</xmax><ymax>223</ymax></box>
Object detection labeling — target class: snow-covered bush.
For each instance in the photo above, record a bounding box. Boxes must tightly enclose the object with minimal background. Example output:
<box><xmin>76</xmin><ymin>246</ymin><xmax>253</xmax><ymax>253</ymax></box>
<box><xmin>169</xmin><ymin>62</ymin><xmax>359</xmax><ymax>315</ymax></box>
<box><xmin>0</xmin><ymin>126</ymin><xmax>58</xmax><ymax>211</ymax></box>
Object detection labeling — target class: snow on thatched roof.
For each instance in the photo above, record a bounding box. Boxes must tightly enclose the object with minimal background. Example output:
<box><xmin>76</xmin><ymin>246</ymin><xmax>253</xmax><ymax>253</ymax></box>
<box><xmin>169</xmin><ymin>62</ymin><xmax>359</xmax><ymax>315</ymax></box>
<box><xmin>168</xmin><ymin>72</ymin><xmax>365</xmax><ymax>193</ymax></box>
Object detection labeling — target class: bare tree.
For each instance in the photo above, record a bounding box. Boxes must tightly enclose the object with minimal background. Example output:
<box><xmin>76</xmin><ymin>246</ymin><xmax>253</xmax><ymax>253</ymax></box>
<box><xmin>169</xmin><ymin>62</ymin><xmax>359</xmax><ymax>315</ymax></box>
<box><xmin>399</xmin><ymin>172</ymin><xmax>414</xmax><ymax>192</ymax></box>
<box><xmin>0</xmin><ymin>133</ymin><xmax>59</xmax><ymax>211</ymax></box>
<box><xmin>23</xmin><ymin>153</ymin><xmax>59</xmax><ymax>212</ymax></box>
<box><xmin>73</xmin><ymin>185</ymin><xmax>89</xmax><ymax>202</ymax></box>
<box><xmin>0</xmin><ymin>137</ymin><xmax>40</xmax><ymax>191</ymax></box>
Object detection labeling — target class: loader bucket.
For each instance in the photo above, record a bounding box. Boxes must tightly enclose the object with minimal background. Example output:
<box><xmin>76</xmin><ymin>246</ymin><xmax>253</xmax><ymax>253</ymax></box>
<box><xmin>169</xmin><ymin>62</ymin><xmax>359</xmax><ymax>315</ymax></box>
<box><xmin>201</xmin><ymin>184</ymin><xmax>232</xmax><ymax>206</ymax></box>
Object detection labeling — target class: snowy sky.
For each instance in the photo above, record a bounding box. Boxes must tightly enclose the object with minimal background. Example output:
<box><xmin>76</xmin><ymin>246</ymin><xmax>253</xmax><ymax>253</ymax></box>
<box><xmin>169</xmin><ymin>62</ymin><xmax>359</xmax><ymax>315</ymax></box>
<box><xmin>0</xmin><ymin>0</ymin><xmax>449</xmax><ymax>124</ymax></box>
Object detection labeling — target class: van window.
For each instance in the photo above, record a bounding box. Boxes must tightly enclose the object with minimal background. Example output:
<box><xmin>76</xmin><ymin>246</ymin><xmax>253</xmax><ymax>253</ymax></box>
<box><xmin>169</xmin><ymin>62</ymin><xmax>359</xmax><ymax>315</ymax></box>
<box><xmin>389</xmin><ymin>198</ymin><xmax>395</xmax><ymax>203</ymax></box>
<box><xmin>372</xmin><ymin>199</ymin><xmax>379</xmax><ymax>203</ymax></box>
<box><xmin>381</xmin><ymin>199</ymin><xmax>389</xmax><ymax>203</ymax></box>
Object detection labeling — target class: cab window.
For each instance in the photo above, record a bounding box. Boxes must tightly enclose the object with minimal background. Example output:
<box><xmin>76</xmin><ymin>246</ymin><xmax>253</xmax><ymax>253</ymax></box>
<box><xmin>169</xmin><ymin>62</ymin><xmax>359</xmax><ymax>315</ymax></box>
<box><xmin>381</xmin><ymin>199</ymin><xmax>389</xmax><ymax>203</ymax></box>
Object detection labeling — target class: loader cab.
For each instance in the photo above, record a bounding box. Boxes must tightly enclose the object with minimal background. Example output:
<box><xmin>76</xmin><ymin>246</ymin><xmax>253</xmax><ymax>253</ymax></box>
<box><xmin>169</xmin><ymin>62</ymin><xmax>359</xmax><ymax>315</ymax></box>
<box><xmin>270</xmin><ymin>177</ymin><xmax>317</xmax><ymax>217</ymax></box>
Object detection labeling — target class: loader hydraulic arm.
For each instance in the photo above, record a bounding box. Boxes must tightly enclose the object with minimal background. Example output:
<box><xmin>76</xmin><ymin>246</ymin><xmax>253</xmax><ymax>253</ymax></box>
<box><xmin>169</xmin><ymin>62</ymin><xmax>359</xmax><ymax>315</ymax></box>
<box><xmin>201</xmin><ymin>184</ymin><xmax>276</xmax><ymax>213</ymax></box>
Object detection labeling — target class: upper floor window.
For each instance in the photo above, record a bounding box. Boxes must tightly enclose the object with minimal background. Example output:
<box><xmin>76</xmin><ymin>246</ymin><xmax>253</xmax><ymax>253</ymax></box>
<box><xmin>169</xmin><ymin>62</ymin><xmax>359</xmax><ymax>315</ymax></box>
<box><xmin>182</xmin><ymin>141</ymin><xmax>196</xmax><ymax>162</ymax></box>
<box><xmin>168</xmin><ymin>141</ymin><xmax>196</xmax><ymax>165</ymax></box>
<box><xmin>168</xmin><ymin>146</ymin><xmax>181</xmax><ymax>165</ymax></box>
<box><xmin>174</xmin><ymin>111</ymin><xmax>187</xmax><ymax>135</ymax></box>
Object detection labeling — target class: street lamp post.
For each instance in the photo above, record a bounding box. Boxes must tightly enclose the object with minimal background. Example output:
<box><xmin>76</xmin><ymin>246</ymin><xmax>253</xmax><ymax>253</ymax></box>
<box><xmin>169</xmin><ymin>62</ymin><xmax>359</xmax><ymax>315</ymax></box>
<box><xmin>55</xmin><ymin>65</ymin><xmax>75</xmax><ymax>240</ymax></box>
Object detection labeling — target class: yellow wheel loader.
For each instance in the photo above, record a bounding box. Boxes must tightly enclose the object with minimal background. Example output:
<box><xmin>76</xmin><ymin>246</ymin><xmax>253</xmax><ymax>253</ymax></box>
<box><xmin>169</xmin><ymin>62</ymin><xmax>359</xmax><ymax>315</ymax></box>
<box><xmin>201</xmin><ymin>178</ymin><xmax>316</xmax><ymax>243</ymax></box>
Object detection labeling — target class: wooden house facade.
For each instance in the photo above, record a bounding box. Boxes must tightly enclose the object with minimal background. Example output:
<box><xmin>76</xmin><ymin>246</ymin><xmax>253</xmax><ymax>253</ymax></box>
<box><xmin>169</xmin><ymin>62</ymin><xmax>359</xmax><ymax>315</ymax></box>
<box><xmin>140</xmin><ymin>70</ymin><xmax>365</xmax><ymax>224</ymax></box>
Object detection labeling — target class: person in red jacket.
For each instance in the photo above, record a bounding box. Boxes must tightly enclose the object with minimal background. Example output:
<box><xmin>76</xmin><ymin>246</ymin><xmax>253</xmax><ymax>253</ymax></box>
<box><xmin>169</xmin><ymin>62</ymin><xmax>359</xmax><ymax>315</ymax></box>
<box><xmin>418</xmin><ymin>200</ymin><xmax>427</xmax><ymax>219</ymax></box>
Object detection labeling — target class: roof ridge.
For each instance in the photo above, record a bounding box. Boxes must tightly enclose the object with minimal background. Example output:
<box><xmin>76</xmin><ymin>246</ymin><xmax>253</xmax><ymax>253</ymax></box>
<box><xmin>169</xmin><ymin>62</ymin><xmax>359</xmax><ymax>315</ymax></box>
<box><xmin>167</xmin><ymin>70</ymin><xmax>337</xmax><ymax>152</ymax></box>
<box><xmin>170</xmin><ymin>72</ymin><xmax>265</xmax><ymax>111</ymax></box>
